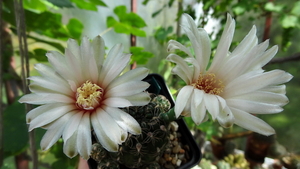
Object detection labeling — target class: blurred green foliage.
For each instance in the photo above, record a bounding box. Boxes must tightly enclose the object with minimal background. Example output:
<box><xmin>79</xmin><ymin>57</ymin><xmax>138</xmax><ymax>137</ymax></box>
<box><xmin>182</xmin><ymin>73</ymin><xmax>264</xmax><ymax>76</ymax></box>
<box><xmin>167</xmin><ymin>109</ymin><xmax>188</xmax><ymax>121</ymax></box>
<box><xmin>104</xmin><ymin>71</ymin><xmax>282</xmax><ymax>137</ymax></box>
<box><xmin>1</xmin><ymin>0</ymin><xmax>300</xmax><ymax>168</ymax></box>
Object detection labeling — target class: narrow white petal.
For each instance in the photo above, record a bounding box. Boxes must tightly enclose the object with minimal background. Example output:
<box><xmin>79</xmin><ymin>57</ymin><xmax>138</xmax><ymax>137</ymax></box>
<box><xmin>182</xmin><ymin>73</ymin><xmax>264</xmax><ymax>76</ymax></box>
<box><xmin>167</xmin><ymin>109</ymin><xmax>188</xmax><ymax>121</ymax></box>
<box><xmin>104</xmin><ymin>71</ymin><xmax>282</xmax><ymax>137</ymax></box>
<box><xmin>209</xmin><ymin>14</ymin><xmax>235</xmax><ymax>73</ymax></box>
<box><xmin>28</xmin><ymin>104</ymin><xmax>75</xmax><ymax>131</ymax></box>
<box><xmin>95</xmin><ymin>108</ymin><xmax>123</xmax><ymax>144</ymax></box>
<box><xmin>191</xmin><ymin>90</ymin><xmax>206</xmax><ymax>125</ymax></box>
<box><xmin>105</xmin><ymin>106</ymin><xmax>141</xmax><ymax>135</ymax></box>
<box><xmin>46</xmin><ymin>51</ymin><xmax>76</xmax><ymax>81</ymax></box>
<box><xmin>76</xmin><ymin>113</ymin><xmax>92</xmax><ymax>159</ymax></box>
<box><xmin>92</xmin><ymin>35</ymin><xmax>105</xmax><ymax>67</ymax></box>
<box><xmin>167</xmin><ymin>40</ymin><xmax>193</xmax><ymax>57</ymax></box>
<box><xmin>121</xmin><ymin>92</ymin><xmax>150</xmax><ymax>106</ymax></box>
<box><xmin>227</xmin><ymin>99</ymin><xmax>283</xmax><ymax>114</ymax></box>
<box><xmin>26</xmin><ymin>103</ymin><xmax>66</xmax><ymax>123</ymax></box>
<box><xmin>166</xmin><ymin>54</ymin><xmax>193</xmax><ymax>84</ymax></box>
<box><xmin>62</xmin><ymin>111</ymin><xmax>83</xmax><ymax>141</ymax></box>
<box><xmin>174</xmin><ymin>85</ymin><xmax>194</xmax><ymax>117</ymax></box>
<box><xmin>224</xmin><ymin>70</ymin><xmax>293</xmax><ymax>97</ymax></box>
<box><xmin>63</xmin><ymin>131</ymin><xmax>78</xmax><ymax>158</ymax></box>
<box><xmin>79</xmin><ymin>36</ymin><xmax>92</xmax><ymax>79</ymax></box>
<box><xmin>108</xmin><ymin>68</ymin><xmax>149</xmax><ymax>90</ymax></box>
<box><xmin>19</xmin><ymin>93</ymin><xmax>73</xmax><ymax>105</ymax></box>
<box><xmin>103</xmin><ymin>97</ymin><xmax>133</xmax><ymax>107</ymax></box>
<box><xmin>67</xmin><ymin>38</ymin><xmax>80</xmax><ymax>59</ymax></box>
<box><xmin>230</xmin><ymin>91</ymin><xmax>289</xmax><ymax>106</ymax></box>
<box><xmin>231</xmin><ymin>108</ymin><xmax>275</xmax><ymax>136</ymax></box>
<box><xmin>260</xmin><ymin>85</ymin><xmax>286</xmax><ymax>94</ymax></box>
<box><xmin>40</xmin><ymin>112</ymin><xmax>73</xmax><ymax>150</ymax></box>
<box><xmin>106</xmin><ymin>81</ymin><xmax>149</xmax><ymax>97</ymax></box>
<box><xmin>203</xmin><ymin>94</ymin><xmax>220</xmax><ymax>120</ymax></box>
<box><xmin>217</xmin><ymin>106</ymin><xmax>235</xmax><ymax>128</ymax></box>
<box><xmin>34</xmin><ymin>64</ymin><xmax>68</xmax><ymax>87</ymax></box>
<box><xmin>64</xmin><ymin>48</ymin><xmax>83</xmax><ymax>83</ymax></box>
<box><xmin>171</xmin><ymin>65</ymin><xmax>191</xmax><ymax>85</ymax></box>
<box><xmin>91</xmin><ymin>113</ymin><xmax>118</xmax><ymax>152</ymax></box>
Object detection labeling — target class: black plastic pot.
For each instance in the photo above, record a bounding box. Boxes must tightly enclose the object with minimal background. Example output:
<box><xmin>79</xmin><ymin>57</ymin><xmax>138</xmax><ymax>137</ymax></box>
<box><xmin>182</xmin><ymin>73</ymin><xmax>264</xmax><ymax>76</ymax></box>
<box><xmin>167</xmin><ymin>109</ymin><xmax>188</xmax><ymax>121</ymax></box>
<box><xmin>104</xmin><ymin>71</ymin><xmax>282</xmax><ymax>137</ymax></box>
<box><xmin>88</xmin><ymin>74</ymin><xmax>201</xmax><ymax>169</ymax></box>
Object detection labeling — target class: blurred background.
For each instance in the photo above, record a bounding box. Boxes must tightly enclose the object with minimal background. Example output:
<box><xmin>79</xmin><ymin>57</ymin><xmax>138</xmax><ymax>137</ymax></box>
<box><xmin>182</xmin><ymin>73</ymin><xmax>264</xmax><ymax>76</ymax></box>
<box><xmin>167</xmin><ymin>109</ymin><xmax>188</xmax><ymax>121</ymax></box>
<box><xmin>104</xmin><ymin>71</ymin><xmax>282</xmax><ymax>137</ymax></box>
<box><xmin>1</xmin><ymin>0</ymin><xmax>299</xmax><ymax>168</ymax></box>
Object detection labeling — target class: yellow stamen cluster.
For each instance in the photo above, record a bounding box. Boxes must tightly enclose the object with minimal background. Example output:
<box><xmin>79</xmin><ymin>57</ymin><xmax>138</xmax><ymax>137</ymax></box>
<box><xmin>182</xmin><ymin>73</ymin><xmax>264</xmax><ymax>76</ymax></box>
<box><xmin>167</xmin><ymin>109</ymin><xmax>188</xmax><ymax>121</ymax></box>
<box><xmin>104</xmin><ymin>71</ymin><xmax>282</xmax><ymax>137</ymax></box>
<box><xmin>193</xmin><ymin>73</ymin><xmax>224</xmax><ymax>95</ymax></box>
<box><xmin>76</xmin><ymin>81</ymin><xmax>103</xmax><ymax>110</ymax></box>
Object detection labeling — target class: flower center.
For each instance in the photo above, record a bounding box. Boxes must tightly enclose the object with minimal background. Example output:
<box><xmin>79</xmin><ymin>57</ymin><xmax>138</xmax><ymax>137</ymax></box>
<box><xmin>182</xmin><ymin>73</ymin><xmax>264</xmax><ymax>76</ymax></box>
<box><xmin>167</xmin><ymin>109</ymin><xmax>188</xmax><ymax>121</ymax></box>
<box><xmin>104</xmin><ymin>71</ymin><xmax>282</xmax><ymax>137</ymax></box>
<box><xmin>193</xmin><ymin>73</ymin><xmax>224</xmax><ymax>95</ymax></box>
<box><xmin>76</xmin><ymin>81</ymin><xmax>104</xmax><ymax>110</ymax></box>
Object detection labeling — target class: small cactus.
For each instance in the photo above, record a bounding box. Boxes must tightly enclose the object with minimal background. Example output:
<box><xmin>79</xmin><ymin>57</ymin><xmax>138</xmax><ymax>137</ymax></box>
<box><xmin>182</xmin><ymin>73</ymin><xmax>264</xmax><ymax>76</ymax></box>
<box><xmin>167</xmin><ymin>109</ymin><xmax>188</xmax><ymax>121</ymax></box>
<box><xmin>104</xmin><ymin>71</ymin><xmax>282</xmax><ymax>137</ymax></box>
<box><xmin>90</xmin><ymin>94</ymin><xmax>173</xmax><ymax>168</ymax></box>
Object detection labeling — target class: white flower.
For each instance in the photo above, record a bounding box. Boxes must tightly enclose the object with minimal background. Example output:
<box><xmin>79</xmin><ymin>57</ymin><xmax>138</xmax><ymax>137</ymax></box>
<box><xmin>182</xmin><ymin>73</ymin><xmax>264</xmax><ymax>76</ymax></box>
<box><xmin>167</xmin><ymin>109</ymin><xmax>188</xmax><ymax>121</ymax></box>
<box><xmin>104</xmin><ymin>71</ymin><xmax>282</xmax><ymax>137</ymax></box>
<box><xmin>19</xmin><ymin>36</ymin><xmax>150</xmax><ymax>159</ymax></box>
<box><xmin>167</xmin><ymin>14</ymin><xmax>292</xmax><ymax>136</ymax></box>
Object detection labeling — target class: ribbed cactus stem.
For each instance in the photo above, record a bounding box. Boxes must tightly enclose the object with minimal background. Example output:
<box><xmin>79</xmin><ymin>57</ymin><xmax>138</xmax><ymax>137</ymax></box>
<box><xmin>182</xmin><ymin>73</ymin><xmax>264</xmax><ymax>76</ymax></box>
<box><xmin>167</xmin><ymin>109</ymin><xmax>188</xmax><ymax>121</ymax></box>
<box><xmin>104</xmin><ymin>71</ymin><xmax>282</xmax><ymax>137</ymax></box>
<box><xmin>159</xmin><ymin>107</ymin><xmax>177</xmax><ymax>123</ymax></box>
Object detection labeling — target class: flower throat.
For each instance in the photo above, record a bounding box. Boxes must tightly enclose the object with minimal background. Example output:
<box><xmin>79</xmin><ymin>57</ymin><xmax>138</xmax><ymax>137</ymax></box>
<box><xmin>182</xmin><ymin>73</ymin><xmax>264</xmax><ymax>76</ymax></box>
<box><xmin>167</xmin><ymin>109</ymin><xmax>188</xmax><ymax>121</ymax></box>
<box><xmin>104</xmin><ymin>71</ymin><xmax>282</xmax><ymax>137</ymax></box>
<box><xmin>193</xmin><ymin>73</ymin><xmax>224</xmax><ymax>95</ymax></box>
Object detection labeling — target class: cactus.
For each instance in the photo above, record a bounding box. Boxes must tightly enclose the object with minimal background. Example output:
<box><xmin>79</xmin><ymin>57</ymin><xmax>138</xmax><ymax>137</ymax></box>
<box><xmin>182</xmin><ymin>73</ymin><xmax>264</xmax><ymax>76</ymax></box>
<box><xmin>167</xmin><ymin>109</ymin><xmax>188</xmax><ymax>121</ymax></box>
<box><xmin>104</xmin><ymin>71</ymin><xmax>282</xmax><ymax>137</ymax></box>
<box><xmin>90</xmin><ymin>94</ymin><xmax>173</xmax><ymax>168</ymax></box>
<box><xmin>223</xmin><ymin>154</ymin><xmax>250</xmax><ymax>169</ymax></box>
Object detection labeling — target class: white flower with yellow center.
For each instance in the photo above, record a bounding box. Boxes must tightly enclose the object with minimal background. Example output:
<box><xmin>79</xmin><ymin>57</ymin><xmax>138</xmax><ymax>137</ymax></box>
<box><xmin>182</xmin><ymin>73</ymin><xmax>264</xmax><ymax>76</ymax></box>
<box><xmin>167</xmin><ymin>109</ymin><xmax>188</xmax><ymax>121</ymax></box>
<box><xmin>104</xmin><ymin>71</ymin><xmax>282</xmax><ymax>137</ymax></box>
<box><xmin>167</xmin><ymin>14</ymin><xmax>292</xmax><ymax>135</ymax></box>
<box><xmin>19</xmin><ymin>36</ymin><xmax>150</xmax><ymax>159</ymax></box>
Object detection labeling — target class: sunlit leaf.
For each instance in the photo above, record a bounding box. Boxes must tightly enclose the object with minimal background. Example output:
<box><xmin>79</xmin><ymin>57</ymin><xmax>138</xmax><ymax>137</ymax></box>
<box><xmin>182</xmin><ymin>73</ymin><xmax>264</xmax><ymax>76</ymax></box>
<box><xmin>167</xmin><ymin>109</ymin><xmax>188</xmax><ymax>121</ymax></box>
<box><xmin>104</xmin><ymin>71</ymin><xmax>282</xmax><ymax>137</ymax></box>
<box><xmin>280</xmin><ymin>15</ymin><xmax>298</xmax><ymax>28</ymax></box>
<box><xmin>66</xmin><ymin>18</ymin><xmax>84</xmax><ymax>39</ymax></box>
<box><xmin>46</xmin><ymin>0</ymin><xmax>73</xmax><ymax>8</ymax></box>
<box><xmin>264</xmin><ymin>2</ymin><xmax>284</xmax><ymax>12</ymax></box>
<box><xmin>24</xmin><ymin>0</ymin><xmax>48</xmax><ymax>13</ymax></box>
<box><xmin>291</xmin><ymin>1</ymin><xmax>300</xmax><ymax>16</ymax></box>
<box><xmin>71</xmin><ymin>0</ymin><xmax>97</xmax><ymax>11</ymax></box>
<box><xmin>130</xmin><ymin>46</ymin><xmax>154</xmax><ymax>64</ymax></box>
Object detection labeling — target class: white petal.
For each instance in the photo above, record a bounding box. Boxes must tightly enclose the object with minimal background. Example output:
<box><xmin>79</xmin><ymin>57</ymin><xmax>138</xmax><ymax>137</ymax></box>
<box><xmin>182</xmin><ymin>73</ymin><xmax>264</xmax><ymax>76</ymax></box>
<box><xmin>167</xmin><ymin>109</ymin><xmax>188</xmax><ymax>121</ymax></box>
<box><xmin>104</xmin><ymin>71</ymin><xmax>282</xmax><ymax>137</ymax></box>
<box><xmin>95</xmin><ymin>108</ymin><xmax>123</xmax><ymax>144</ymax></box>
<box><xmin>231</xmin><ymin>107</ymin><xmax>275</xmax><ymax>136</ymax></box>
<box><xmin>91</xmin><ymin>35</ymin><xmax>105</xmax><ymax>67</ymax></box>
<box><xmin>76</xmin><ymin>113</ymin><xmax>92</xmax><ymax>159</ymax></box>
<box><xmin>181</xmin><ymin>14</ymin><xmax>211</xmax><ymax>72</ymax></box>
<box><xmin>34</xmin><ymin>64</ymin><xmax>69</xmax><ymax>87</ymax></box>
<box><xmin>171</xmin><ymin>65</ymin><xmax>191</xmax><ymax>85</ymax></box>
<box><xmin>227</xmin><ymin>99</ymin><xmax>283</xmax><ymax>114</ymax></box>
<box><xmin>105</xmin><ymin>81</ymin><xmax>149</xmax><ymax>97</ymax></box>
<box><xmin>121</xmin><ymin>92</ymin><xmax>150</xmax><ymax>106</ymax></box>
<box><xmin>64</xmin><ymin>48</ymin><xmax>83</xmax><ymax>83</ymax></box>
<box><xmin>26</xmin><ymin>103</ymin><xmax>65</xmax><ymax>123</ymax></box>
<box><xmin>167</xmin><ymin>40</ymin><xmax>193</xmax><ymax>57</ymax></box>
<box><xmin>224</xmin><ymin>70</ymin><xmax>293</xmax><ymax>97</ymax></box>
<box><xmin>105</xmin><ymin>106</ymin><xmax>141</xmax><ymax>135</ymax></box>
<box><xmin>209</xmin><ymin>14</ymin><xmax>235</xmax><ymax>73</ymax></box>
<box><xmin>191</xmin><ymin>89</ymin><xmax>206</xmax><ymax>125</ymax></box>
<box><xmin>28</xmin><ymin>76</ymin><xmax>73</xmax><ymax>96</ymax></box>
<box><xmin>79</xmin><ymin>36</ymin><xmax>92</xmax><ymax>79</ymax></box>
<box><xmin>166</xmin><ymin>54</ymin><xmax>193</xmax><ymax>84</ymax></box>
<box><xmin>260</xmin><ymin>85</ymin><xmax>286</xmax><ymax>94</ymax></box>
<box><xmin>203</xmin><ymin>94</ymin><xmax>220</xmax><ymax>120</ymax></box>
<box><xmin>40</xmin><ymin>112</ymin><xmax>73</xmax><ymax>150</ymax></box>
<box><xmin>46</xmin><ymin>51</ymin><xmax>76</xmax><ymax>81</ymax></box>
<box><xmin>62</xmin><ymin>111</ymin><xmax>83</xmax><ymax>141</ymax></box>
<box><xmin>230</xmin><ymin>91</ymin><xmax>288</xmax><ymax>106</ymax></box>
<box><xmin>63</xmin><ymin>131</ymin><xmax>78</xmax><ymax>158</ymax></box>
<box><xmin>91</xmin><ymin>113</ymin><xmax>118</xmax><ymax>152</ymax></box>
<box><xmin>67</xmin><ymin>38</ymin><xmax>80</xmax><ymax>59</ymax></box>
<box><xmin>19</xmin><ymin>93</ymin><xmax>73</xmax><ymax>105</ymax></box>
<box><xmin>174</xmin><ymin>85</ymin><xmax>194</xmax><ymax>117</ymax></box>
<box><xmin>103</xmin><ymin>97</ymin><xmax>133</xmax><ymax>107</ymax></box>
<box><xmin>108</xmin><ymin>67</ymin><xmax>149</xmax><ymax>90</ymax></box>
<box><xmin>217</xmin><ymin>106</ymin><xmax>235</xmax><ymax>128</ymax></box>
<box><xmin>28</xmin><ymin>104</ymin><xmax>75</xmax><ymax>131</ymax></box>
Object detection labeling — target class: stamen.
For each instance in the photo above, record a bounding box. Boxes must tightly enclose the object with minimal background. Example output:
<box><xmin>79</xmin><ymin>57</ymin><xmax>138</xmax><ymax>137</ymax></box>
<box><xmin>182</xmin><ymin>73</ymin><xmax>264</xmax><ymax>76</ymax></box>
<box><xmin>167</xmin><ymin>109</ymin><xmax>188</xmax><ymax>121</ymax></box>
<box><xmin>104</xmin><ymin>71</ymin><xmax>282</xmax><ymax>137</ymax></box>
<box><xmin>193</xmin><ymin>73</ymin><xmax>224</xmax><ymax>95</ymax></box>
<box><xmin>76</xmin><ymin>81</ymin><xmax>103</xmax><ymax>110</ymax></box>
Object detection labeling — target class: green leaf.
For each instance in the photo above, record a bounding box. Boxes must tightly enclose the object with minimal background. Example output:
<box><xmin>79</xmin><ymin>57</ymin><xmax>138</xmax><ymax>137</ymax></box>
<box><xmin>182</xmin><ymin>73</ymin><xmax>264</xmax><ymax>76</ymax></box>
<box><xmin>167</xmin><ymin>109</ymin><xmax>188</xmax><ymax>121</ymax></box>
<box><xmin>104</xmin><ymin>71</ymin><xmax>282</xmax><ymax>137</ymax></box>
<box><xmin>113</xmin><ymin>5</ymin><xmax>127</xmax><ymax>19</ymax></box>
<box><xmin>106</xmin><ymin>16</ymin><xmax>118</xmax><ymax>28</ymax></box>
<box><xmin>3</xmin><ymin>100</ymin><xmax>28</xmax><ymax>157</ymax></box>
<box><xmin>30</xmin><ymin>48</ymin><xmax>48</xmax><ymax>61</ymax></box>
<box><xmin>131</xmin><ymin>27</ymin><xmax>146</xmax><ymax>37</ymax></box>
<box><xmin>280</xmin><ymin>15</ymin><xmax>298</xmax><ymax>28</ymax></box>
<box><xmin>130</xmin><ymin>46</ymin><xmax>154</xmax><ymax>65</ymax></box>
<box><xmin>46</xmin><ymin>0</ymin><xmax>73</xmax><ymax>8</ymax></box>
<box><xmin>291</xmin><ymin>1</ymin><xmax>300</xmax><ymax>16</ymax></box>
<box><xmin>233</xmin><ymin>5</ymin><xmax>246</xmax><ymax>15</ymax></box>
<box><xmin>24</xmin><ymin>0</ymin><xmax>48</xmax><ymax>13</ymax></box>
<box><xmin>66</xmin><ymin>18</ymin><xmax>84</xmax><ymax>39</ymax></box>
<box><xmin>124</xmin><ymin>13</ymin><xmax>147</xmax><ymax>28</ymax></box>
<box><xmin>264</xmin><ymin>2</ymin><xmax>284</xmax><ymax>12</ymax></box>
<box><xmin>88</xmin><ymin>0</ymin><xmax>107</xmax><ymax>7</ymax></box>
<box><xmin>71</xmin><ymin>0</ymin><xmax>97</xmax><ymax>11</ymax></box>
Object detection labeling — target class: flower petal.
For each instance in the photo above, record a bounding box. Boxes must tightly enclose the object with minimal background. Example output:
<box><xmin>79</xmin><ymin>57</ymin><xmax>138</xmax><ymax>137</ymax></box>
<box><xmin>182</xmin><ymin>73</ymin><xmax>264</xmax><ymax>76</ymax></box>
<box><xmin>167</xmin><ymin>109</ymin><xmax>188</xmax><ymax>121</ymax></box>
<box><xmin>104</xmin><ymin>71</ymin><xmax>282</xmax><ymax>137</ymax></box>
<box><xmin>103</xmin><ymin>97</ymin><xmax>133</xmax><ymax>107</ymax></box>
<box><xmin>166</xmin><ymin>54</ymin><xmax>193</xmax><ymax>84</ymax></box>
<box><xmin>105</xmin><ymin>106</ymin><xmax>141</xmax><ymax>135</ymax></box>
<box><xmin>62</xmin><ymin>111</ymin><xmax>83</xmax><ymax>141</ymax></box>
<box><xmin>19</xmin><ymin>93</ymin><xmax>73</xmax><ymax>105</ymax></box>
<box><xmin>191</xmin><ymin>89</ymin><xmax>206</xmax><ymax>125</ymax></box>
<box><xmin>76</xmin><ymin>113</ymin><xmax>92</xmax><ymax>159</ymax></box>
<box><xmin>106</xmin><ymin>81</ymin><xmax>150</xmax><ymax>97</ymax></box>
<box><xmin>63</xmin><ymin>131</ymin><xmax>78</xmax><ymax>158</ymax></box>
<box><xmin>174</xmin><ymin>85</ymin><xmax>194</xmax><ymax>117</ymax></box>
<box><xmin>231</xmin><ymin>107</ymin><xmax>275</xmax><ymax>136</ymax></box>
<box><xmin>203</xmin><ymin>94</ymin><xmax>220</xmax><ymax>120</ymax></box>
<box><xmin>217</xmin><ymin>106</ymin><xmax>235</xmax><ymax>128</ymax></box>
<box><xmin>28</xmin><ymin>104</ymin><xmax>75</xmax><ymax>131</ymax></box>
<box><xmin>121</xmin><ymin>92</ymin><xmax>150</xmax><ymax>106</ymax></box>
<box><xmin>91</xmin><ymin>112</ymin><xmax>118</xmax><ymax>152</ymax></box>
